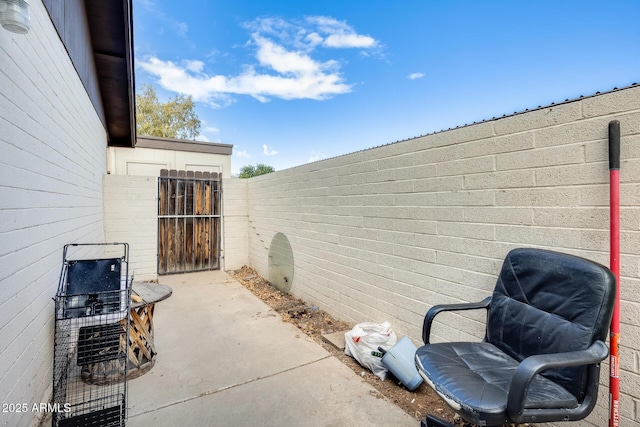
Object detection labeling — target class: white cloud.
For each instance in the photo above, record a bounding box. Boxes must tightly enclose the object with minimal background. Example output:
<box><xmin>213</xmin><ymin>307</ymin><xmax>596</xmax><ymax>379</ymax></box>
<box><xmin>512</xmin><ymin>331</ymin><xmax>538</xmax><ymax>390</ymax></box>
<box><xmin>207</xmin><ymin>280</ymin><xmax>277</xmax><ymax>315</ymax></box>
<box><xmin>184</xmin><ymin>59</ymin><xmax>205</xmax><ymax>73</ymax></box>
<box><xmin>195</xmin><ymin>134</ymin><xmax>210</xmax><ymax>142</ymax></box>
<box><xmin>202</xmin><ymin>123</ymin><xmax>220</xmax><ymax>133</ymax></box>
<box><xmin>137</xmin><ymin>15</ymin><xmax>380</xmax><ymax>105</ymax></box>
<box><xmin>235</xmin><ymin>149</ymin><xmax>252</xmax><ymax>158</ymax></box>
<box><xmin>324</xmin><ymin>33</ymin><xmax>377</xmax><ymax>48</ymax></box>
<box><xmin>138</xmin><ymin>52</ymin><xmax>351</xmax><ymax>105</ymax></box>
<box><xmin>263</xmin><ymin>144</ymin><xmax>278</xmax><ymax>156</ymax></box>
<box><xmin>304</xmin><ymin>32</ymin><xmax>323</xmax><ymax>46</ymax></box>
<box><xmin>305</xmin><ymin>16</ymin><xmax>378</xmax><ymax>49</ymax></box>
<box><xmin>308</xmin><ymin>151</ymin><xmax>326</xmax><ymax>163</ymax></box>
<box><xmin>408</xmin><ymin>72</ymin><xmax>425</xmax><ymax>80</ymax></box>
<box><xmin>254</xmin><ymin>35</ymin><xmax>320</xmax><ymax>75</ymax></box>
<box><xmin>175</xmin><ymin>22</ymin><xmax>189</xmax><ymax>37</ymax></box>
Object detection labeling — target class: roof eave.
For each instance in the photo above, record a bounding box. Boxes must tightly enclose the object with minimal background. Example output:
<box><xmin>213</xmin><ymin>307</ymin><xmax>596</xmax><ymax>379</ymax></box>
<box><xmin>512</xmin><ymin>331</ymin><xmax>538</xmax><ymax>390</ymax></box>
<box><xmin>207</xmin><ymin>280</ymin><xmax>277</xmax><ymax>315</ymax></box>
<box><xmin>85</xmin><ymin>0</ymin><xmax>136</xmax><ymax>148</ymax></box>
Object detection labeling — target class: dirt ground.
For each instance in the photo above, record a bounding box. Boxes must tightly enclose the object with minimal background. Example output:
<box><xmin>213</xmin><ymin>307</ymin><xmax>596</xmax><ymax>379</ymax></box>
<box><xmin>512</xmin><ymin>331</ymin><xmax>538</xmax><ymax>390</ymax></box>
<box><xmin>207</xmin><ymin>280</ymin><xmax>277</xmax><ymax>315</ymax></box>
<box><xmin>230</xmin><ymin>266</ymin><xmax>474</xmax><ymax>426</ymax></box>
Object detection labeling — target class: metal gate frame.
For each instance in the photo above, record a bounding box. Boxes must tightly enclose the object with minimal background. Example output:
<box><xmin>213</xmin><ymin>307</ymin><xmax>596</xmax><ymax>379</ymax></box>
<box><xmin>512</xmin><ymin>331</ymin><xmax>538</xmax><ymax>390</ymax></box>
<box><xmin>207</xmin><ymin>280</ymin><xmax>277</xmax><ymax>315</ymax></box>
<box><xmin>158</xmin><ymin>169</ymin><xmax>221</xmax><ymax>274</ymax></box>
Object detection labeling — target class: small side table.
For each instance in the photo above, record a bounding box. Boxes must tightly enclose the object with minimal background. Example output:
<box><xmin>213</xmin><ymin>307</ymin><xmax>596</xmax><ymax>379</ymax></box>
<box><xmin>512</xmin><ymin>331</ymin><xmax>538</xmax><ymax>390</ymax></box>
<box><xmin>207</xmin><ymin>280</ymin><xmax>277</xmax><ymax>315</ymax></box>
<box><xmin>127</xmin><ymin>282</ymin><xmax>173</xmax><ymax>379</ymax></box>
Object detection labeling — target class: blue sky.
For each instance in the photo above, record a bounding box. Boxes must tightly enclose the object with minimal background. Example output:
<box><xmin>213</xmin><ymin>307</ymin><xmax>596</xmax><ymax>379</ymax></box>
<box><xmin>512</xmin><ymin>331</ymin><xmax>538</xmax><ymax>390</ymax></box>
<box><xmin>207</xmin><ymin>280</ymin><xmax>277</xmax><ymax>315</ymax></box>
<box><xmin>133</xmin><ymin>0</ymin><xmax>640</xmax><ymax>175</ymax></box>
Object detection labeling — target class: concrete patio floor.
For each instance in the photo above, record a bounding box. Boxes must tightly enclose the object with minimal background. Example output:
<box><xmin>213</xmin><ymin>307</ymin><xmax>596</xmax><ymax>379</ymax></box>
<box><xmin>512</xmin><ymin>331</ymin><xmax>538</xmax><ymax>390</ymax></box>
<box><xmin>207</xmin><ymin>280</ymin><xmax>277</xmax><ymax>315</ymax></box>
<box><xmin>126</xmin><ymin>270</ymin><xmax>416</xmax><ymax>426</ymax></box>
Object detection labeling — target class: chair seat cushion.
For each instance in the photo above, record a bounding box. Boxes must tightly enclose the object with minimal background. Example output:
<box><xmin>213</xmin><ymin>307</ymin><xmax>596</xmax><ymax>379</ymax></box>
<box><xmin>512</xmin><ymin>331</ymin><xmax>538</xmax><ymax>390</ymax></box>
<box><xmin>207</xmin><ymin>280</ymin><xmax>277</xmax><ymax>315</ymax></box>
<box><xmin>416</xmin><ymin>341</ymin><xmax>578</xmax><ymax>426</ymax></box>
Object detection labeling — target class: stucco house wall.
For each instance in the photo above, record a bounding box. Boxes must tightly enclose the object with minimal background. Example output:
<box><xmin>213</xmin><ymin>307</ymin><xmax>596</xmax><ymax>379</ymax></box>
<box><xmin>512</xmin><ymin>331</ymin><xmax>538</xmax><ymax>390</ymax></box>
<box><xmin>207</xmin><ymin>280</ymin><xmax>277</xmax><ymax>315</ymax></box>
<box><xmin>0</xmin><ymin>2</ymin><xmax>119</xmax><ymax>426</ymax></box>
<box><xmin>108</xmin><ymin>135</ymin><xmax>232</xmax><ymax>178</ymax></box>
<box><xmin>231</xmin><ymin>85</ymin><xmax>640</xmax><ymax>426</ymax></box>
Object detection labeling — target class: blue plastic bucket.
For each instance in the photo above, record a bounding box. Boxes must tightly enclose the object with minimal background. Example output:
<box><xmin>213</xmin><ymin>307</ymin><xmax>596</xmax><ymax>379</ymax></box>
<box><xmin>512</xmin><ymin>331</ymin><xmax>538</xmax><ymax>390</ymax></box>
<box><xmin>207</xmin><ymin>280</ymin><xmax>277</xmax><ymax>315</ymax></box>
<box><xmin>381</xmin><ymin>336</ymin><xmax>423</xmax><ymax>391</ymax></box>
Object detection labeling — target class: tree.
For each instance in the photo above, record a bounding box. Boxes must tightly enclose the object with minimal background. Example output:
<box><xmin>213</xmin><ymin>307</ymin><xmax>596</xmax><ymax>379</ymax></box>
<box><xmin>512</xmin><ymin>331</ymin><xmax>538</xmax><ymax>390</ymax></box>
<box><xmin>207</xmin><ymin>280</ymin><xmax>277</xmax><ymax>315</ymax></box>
<box><xmin>135</xmin><ymin>84</ymin><xmax>201</xmax><ymax>140</ymax></box>
<box><xmin>238</xmin><ymin>163</ymin><xmax>275</xmax><ymax>178</ymax></box>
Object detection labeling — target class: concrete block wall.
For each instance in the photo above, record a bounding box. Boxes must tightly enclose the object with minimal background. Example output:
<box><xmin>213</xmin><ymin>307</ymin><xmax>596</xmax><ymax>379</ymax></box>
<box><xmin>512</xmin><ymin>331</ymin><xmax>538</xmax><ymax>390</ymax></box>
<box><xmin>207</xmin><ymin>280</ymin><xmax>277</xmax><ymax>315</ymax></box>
<box><xmin>104</xmin><ymin>175</ymin><xmax>239</xmax><ymax>280</ymax></box>
<box><xmin>103</xmin><ymin>175</ymin><xmax>158</xmax><ymax>281</ymax></box>
<box><xmin>0</xmin><ymin>2</ymin><xmax>108</xmax><ymax>426</ymax></box>
<box><xmin>240</xmin><ymin>85</ymin><xmax>640</xmax><ymax>426</ymax></box>
<box><xmin>222</xmin><ymin>178</ymin><xmax>249</xmax><ymax>271</ymax></box>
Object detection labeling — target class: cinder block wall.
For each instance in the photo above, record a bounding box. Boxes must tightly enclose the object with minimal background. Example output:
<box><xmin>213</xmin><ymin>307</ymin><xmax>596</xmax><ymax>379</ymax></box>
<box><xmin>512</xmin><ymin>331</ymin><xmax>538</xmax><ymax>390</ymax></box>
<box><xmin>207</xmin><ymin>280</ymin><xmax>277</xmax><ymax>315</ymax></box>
<box><xmin>240</xmin><ymin>85</ymin><xmax>640</xmax><ymax>426</ymax></box>
<box><xmin>222</xmin><ymin>179</ymin><xmax>250</xmax><ymax>271</ymax></box>
<box><xmin>103</xmin><ymin>175</ymin><xmax>240</xmax><ymax>279</ymax></box>
<box><xmin>103</xmin><ymin>175</ymin><xmax>158</xmax><ymax>281</ymax></box>
<box><xmin>0</xmin><ymin>2</ymin><xmax>109</xmax><ymax>426</ymax></box>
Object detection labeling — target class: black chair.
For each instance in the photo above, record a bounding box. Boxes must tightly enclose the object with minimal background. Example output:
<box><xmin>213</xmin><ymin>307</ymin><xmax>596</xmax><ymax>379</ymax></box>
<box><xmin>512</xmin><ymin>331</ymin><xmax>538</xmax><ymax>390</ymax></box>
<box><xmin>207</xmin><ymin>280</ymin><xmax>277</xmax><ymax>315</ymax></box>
<box><xmin>415</xmin><ymin>248</ymin><xmax>616</xmax><ymax>427</ymax></box>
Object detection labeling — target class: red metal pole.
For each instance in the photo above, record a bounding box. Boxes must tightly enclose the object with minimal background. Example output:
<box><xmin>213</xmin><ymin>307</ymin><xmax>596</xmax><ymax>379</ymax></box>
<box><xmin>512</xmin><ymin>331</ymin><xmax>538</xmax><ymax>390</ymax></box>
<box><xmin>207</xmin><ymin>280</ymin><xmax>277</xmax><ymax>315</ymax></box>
<box><xmin>608</xmin><ymin>120</ymin><xmax>621</xmax><ymax>427</ymax></box>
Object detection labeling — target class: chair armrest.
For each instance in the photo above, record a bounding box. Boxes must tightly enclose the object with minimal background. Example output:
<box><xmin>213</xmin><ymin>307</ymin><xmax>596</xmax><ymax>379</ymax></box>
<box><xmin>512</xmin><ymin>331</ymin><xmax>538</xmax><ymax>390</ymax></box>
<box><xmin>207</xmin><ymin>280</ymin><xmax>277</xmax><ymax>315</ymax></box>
<box><xmin>422</xmin><ymin>296</ymin><xmax>491</xmax><ymax>344</ymax></box>
<box><xmin>506</xmin><ymin>340</ymin><xmax>609</xmax><ymax>421</ymax></box>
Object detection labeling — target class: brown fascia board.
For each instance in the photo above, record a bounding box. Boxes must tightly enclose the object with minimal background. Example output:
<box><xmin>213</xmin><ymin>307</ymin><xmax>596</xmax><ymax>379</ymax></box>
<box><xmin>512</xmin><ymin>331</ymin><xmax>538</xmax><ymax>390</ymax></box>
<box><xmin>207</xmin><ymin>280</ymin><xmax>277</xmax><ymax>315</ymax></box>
<box><xmin>135</xmin><ymin>136</ymin><xmax>233</xmax><ymax>155</ymax></box>
<box><xmin>85</xmin><ymin>0</ymin><xmax>136</xmax><ymax>148</ymax></box>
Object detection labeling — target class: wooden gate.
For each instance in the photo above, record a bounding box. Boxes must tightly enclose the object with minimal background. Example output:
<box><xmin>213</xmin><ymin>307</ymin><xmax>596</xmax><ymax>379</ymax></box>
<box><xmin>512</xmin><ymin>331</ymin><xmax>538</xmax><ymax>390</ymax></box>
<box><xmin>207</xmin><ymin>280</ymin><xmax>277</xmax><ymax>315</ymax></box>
<box><xmin>158</xmin><ymin>169</ymin><xmax>221</xmax><ymax>274</ymax></box>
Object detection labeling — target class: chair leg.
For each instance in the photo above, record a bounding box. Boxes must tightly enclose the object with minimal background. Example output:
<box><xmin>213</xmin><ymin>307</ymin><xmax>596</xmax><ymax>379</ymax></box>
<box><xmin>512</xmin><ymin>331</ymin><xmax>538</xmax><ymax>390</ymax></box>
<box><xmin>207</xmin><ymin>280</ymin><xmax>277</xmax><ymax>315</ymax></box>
<box><xmin>423</xmin><ymin>414</ymin><xmax>456</xmax><ymax>427</ymax></box>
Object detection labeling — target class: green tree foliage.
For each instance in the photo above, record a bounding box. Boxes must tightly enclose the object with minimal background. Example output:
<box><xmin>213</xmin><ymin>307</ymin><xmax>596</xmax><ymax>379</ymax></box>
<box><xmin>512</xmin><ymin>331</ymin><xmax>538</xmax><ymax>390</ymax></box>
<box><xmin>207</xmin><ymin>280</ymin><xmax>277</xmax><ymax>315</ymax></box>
<box><xmin>135</xmin><ymin>84</ymin><xmax>201</xmax><ymax>140</ymax></box>
<box><xmin>238</xmin><ymin>163</ymin><xmax>276</xmax><ymax>178</ymax></box>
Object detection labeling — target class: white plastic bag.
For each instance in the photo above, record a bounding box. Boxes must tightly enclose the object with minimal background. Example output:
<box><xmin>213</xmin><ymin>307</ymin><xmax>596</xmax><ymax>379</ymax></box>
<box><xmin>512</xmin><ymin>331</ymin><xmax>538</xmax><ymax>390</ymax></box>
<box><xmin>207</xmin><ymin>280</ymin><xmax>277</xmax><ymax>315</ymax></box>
<box><xmin>344</xmin><ymin>321</ymin><xmax>397</xmax><ymax>380</ymax></box>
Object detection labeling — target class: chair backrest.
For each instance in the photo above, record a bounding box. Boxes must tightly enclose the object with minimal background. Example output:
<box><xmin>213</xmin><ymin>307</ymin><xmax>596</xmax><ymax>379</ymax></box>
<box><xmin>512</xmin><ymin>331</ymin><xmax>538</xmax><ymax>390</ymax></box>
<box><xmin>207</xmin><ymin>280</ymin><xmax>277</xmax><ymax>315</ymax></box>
<box><xmin>486</xmin><ymin>248</ymin><xmax>615</xmax><ymax>400</ymax></box>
